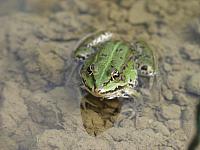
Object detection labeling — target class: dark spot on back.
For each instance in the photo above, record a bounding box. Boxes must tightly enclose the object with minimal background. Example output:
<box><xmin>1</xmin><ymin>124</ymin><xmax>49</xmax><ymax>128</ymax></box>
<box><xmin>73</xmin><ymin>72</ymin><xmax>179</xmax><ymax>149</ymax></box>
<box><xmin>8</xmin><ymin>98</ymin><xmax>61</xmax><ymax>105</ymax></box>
<box><xmin>117</xmin><ymin>48</ymin><xmax>123</xmax><ymax>52</ymax></box>
<box><xmin>101</xmin><ymin>53</ymin><xmax>107</xmax><ymax>57</ymax></box>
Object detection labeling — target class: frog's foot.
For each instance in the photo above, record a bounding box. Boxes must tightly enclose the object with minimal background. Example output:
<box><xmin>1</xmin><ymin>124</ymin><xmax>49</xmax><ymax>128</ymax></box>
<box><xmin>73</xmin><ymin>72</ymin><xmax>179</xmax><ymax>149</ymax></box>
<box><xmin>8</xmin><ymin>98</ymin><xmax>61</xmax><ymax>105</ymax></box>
<box><xmin>119</xmin><ymin>88</ymin><xmax>145</xmax><ymax>118</ymax></box>
<box><xmin>120</xmin><ymin>108</ymin><xmax>136</xmax><ymax>120</ymax></box>
<box><xmin>116</xmin><ymin>97</ymin><xmax>144</xmax><ymax>125</ymax></box>
<box><xmin>81</xmin><ymin>97</ymin><xmax>98</xmax><ymax>110</ymax></box>
<box><xmin>132</xmin><ymin>96</ymin><xmax>144</xmax><ymax>115</ymax></box>
<box><xmin>115</xmin><ymin>108</ymin><xmax>136</xmax><ymax>127</ymax></box>
<box><xmin>80</xmin><ymin>95</ymin><xmax>105</xmax><ymax>110</ymax></box>
<box><xmin>138</xmin><ymin>75</ymin><xmax>161</xmax><ymax>102</ymax></box>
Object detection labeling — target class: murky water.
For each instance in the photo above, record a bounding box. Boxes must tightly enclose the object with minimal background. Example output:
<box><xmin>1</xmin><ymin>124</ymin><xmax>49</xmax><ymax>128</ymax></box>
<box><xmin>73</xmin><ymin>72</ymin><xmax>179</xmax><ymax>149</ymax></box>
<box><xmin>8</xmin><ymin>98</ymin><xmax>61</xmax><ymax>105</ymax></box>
<box><xmin>0</xmin><ymin>0</ymin><xmax>200</xmax><ymax>150</ymax></box>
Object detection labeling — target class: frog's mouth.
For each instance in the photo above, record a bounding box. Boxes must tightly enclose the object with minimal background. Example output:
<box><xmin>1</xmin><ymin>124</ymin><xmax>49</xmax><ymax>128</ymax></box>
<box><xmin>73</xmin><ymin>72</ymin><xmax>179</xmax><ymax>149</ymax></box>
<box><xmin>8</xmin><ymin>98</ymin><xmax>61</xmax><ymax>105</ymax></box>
<box><xmin>84</xmin><ymin>85</ymin><xmax>128</xmax><ymax>99</ymax></box>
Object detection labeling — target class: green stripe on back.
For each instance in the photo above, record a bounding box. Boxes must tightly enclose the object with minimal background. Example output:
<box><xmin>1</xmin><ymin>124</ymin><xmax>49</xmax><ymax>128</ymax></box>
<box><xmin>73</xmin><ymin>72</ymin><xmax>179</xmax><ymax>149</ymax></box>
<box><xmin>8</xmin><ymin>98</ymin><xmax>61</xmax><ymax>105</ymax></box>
<box><xmin>93</xmin><ymin>41</ymin><xmax>130</xmax><ymax>88</ymax></box>
<box><xmin>95</xmin><ymin>42</ymin><xmax>121</xmax><ymax>87</ymax></box>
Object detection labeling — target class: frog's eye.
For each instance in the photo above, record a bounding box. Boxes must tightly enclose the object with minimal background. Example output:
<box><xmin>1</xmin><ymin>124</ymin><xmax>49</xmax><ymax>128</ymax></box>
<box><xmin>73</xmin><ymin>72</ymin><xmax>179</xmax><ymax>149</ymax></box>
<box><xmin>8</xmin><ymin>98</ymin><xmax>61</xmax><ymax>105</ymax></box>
<box><xmin>139</xmin><ymin>64</ymin><xmax>154</xmax><ymax>76</ymax></box>
<box><xmin>139</xmin><ymin>65</ymin><xmax>148</xmax><ymax>73</ymax></box>
<box><xmin>111</xmin><ymin>70</ymin><xmax>120</xmax><ymax>81</ymax></box>
<box><xmin>138</xmin><ymin>64</ymin><xmax>147</xmax><ymax>75</ymax></box>
<box><xmin>87</xmin><ymin>64</ymin><xmax>94</xmax><ymax>75</ymax></box>
<box><xmin>140</xmin><ymin>65</ymin><xmax>148</xmax><ymax>71</ymax></box>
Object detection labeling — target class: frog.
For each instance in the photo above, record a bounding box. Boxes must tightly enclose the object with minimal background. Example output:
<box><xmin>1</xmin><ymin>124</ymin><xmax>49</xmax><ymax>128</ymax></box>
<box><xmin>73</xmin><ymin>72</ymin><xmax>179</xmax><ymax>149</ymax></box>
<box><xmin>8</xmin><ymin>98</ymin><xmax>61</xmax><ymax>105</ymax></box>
<box><xmin>73</xmin><ymin>31</ymin><xmax>157</xmax><ymax>100</ymax></box>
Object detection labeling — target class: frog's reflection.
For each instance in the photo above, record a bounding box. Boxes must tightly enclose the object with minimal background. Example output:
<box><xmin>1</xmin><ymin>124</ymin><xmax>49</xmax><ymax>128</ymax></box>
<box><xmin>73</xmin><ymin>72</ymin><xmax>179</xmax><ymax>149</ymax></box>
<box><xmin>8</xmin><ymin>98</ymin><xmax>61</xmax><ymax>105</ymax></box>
<box><xmin>80</xmin><ymin>94</ymin><xmax>122</xmax><ymax>136</ymax></box>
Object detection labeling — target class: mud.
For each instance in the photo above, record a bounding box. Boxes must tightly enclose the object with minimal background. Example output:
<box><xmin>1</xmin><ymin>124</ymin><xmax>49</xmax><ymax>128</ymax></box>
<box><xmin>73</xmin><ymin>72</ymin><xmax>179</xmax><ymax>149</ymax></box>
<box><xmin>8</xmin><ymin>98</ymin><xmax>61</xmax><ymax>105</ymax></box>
<box><xmin>0</xmin><ymin>0</ymin><xmax>200</xmax><ymax>150</ymax></box>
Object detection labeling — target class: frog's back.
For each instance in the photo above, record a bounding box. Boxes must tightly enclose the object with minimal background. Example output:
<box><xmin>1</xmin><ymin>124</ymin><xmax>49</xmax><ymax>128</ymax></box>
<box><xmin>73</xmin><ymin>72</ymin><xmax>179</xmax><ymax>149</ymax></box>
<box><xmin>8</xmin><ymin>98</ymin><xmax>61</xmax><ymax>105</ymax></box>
<box><xmin>85</xmin><ymin>41</ymin><xmax>132</xmax><ymax>87</ymax></box>
<box><xmin>96</xmin><ymin>41</ymin><xmax>131</xmax><ymax>71</ymax></box>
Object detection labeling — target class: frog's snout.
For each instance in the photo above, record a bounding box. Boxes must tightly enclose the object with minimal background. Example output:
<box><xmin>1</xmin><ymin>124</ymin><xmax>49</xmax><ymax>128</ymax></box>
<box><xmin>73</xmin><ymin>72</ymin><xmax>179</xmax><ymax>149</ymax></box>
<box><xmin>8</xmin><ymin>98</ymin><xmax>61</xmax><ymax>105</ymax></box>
<box><xmin>86</xmin><ymin>87</ymin><xmax>103</xmax><ymax>98</ymax></box>
<box><xmin>94</xmin><ymin>87</ymin><xmax>102</xmax><ymax>94</ymax></box>
<box><xmin>93</xmin><ymin>85</ymin><xmax>107</xmax><ymax>96</ymax></box>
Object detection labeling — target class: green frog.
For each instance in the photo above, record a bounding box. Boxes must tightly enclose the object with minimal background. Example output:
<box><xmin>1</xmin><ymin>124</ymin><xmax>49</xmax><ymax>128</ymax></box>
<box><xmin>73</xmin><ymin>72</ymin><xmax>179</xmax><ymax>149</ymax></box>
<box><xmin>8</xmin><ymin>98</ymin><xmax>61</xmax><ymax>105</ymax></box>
<box><xmin>74</xmin><ymin>31</ymin><xmax>157</xmax><ymax>100</ymax></box>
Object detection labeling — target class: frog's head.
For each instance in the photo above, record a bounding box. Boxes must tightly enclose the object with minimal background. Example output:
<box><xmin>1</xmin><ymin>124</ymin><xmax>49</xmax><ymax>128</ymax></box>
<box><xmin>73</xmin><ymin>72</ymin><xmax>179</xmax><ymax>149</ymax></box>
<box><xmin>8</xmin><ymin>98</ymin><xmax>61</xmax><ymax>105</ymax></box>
<box><xmin>80</xmin><ymin>58</ymin><xmax>138</xmax><ymax>99</ymax></box>
<box><xmin>134</xmin><ymin>40</ymin><xmax>157</xmax><ymax>77</ymax></box>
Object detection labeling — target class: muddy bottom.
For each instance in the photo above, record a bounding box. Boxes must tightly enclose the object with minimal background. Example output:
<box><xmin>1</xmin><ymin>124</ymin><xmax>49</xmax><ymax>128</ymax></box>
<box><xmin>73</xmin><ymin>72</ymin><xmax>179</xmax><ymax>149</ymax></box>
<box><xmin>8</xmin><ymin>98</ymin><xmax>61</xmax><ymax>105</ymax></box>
<box><xmin>0</xmin><ymin>0</ymin><xmax>200</xmax><ymax>150</ymax></box>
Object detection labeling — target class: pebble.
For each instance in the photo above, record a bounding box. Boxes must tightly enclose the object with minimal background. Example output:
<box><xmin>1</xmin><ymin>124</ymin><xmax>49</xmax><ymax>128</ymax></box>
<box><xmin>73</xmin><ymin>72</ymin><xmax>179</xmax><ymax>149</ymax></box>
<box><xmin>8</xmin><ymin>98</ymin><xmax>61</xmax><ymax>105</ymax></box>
<box><xmin>109</xmin><ymin>5</ymin><xmax>127</xmax><ymax>22</ymax></box>
<box><xmin>181</xmin><ymin>44</ymin><xmax>200</xmax><ymax>61</ymax></box>
<box><xmin>128</xmin><ymin>0</ymin><xmax>156</xmax><ymax>24</ymax></box>
<box><xmin>150</xmin><ymin>121</ymin><xmax>170</xmax><ymax>136</ymax></box>
<box><xmin>163</xmin><ymin>89</ymin><xmax>173</xmax><ymax>101</ymax></box>
<box><xmin>136</xmin><ymin>116</ymin><xmax>153</xmax><ymax>129</ymax></box>
<box><xmin>167</xmin><ymin>74</ymin><xmax>182</xmax><ymax>91</ymax></box>
<box><xmin>162</xmin><ymin>85</ymin><xmax>174</xmax><ymax>101</ymax></box>
<box><xmin>165</xmin><ymin>120</ymin><xmax>180</xmax><ymax>130</ymax></box>
<box><xmin>186</xmin><ymin>73</ymin><xmax>200</xmax><ymax>96</ymax></box>
<box><xmin>120</xmin><ymin>0</ymin><xmax>136</xmax><ymax>9</ymax></box>
<box><xmin>159</xmin><ymin>147</ymin><xmax>174</xmax><ymax>150</ymax></box>
<box><xmin>161</xmin><ymin>104</ymin><xmax>181</xmax><ymax>120</ymax></box>
<box><xmin>174</xmin><ymin>92</ymin><xmax>189</xmax><ymax>106</ymax></box>
<box><xmin>163</xmin><ymin>63</ymin><xmax>172</xmax><ymax>72</ymax></box>
<box><xmin>74</xmin><ymin>0</ymin><xmax>89</xmax><ymax>13</ymax></box>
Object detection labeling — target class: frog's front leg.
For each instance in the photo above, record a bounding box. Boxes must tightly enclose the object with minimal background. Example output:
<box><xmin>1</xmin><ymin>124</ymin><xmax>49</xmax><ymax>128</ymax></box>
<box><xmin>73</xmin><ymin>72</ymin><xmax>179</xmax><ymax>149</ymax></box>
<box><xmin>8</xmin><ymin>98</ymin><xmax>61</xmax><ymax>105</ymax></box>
<box><xmin>125</xmin><ymin>88</ymin><xmax>144</xmax><ymax>112</ymax></box>
<box><xmin>74</xmin><ymin>31</ymin><xmax>113</xmax><ymax>60</ymax></box>
<box><xmin>138</xmin><ymin>75</ymin><xmax>155</xmax><ymax>90</ymax></box>
<box><xmin>123</xmin><ymin>87</ymin><xmax>142</xmax><ymax>100</ymax></box>
<box><xmin>120</xmin><ymin>87</ymin><xmax>144</xmax><ymax>120</ymax></box>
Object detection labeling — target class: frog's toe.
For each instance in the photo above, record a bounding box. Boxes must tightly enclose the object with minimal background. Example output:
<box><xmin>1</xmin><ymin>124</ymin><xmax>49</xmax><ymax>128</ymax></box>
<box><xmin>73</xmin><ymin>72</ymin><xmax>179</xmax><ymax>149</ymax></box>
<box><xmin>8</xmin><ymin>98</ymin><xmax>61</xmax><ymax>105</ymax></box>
<box><xmin>121</xmin><ymin>108</ymin><xmax>136</xmax><ymax>120</ymax></box>
<box><xmin>121</xmin><ymin>98</ymin><xmax>144</xmax><ymax>117</ymax></box>
<box><xmin>115</xmin><ymin>108</ymin><xmax>136</xmax><ymax>127</ymax></box>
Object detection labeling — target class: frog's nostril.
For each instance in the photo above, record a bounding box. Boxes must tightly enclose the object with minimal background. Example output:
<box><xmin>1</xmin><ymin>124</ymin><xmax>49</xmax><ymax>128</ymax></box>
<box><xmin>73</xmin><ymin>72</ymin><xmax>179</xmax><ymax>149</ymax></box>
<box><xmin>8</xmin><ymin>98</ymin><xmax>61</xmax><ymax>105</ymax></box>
<box><xmin>94</xmin><ymin>87</ymin><xmax>101</xmax><ymax>93</ymax></box>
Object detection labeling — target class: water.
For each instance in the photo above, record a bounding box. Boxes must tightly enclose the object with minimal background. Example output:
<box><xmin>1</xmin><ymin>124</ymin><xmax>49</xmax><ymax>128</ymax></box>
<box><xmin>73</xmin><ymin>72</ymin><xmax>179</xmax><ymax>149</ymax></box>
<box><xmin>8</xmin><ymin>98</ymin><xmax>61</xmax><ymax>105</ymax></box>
<box><xmin>0</xmin><ymin>0</ymin><xmax>200</xmax><ymax>149</ymax></box>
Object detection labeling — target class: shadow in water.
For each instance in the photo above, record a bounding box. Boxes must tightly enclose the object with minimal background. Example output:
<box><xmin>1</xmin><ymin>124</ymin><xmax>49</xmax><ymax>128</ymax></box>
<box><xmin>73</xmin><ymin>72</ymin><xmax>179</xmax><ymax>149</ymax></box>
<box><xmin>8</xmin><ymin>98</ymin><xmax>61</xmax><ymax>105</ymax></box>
<box><xmin>188</xmin><ymin>102</ymin><xmax>200</xmax><ymax>150</ymax></box>
<box><xmin>80</xmin><ymin>94</ymin><xmax>122</xmax><ymax>136</ymax></box>
<box><xmin>183</xmin><ymin>18</ymin><xmax>200</xmax><ymax>45</ymax></box>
